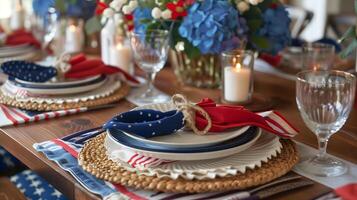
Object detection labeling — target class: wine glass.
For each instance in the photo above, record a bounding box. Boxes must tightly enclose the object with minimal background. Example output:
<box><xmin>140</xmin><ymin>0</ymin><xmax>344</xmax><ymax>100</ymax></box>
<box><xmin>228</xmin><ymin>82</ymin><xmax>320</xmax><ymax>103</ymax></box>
<box><xmin>302</xmin><ymin>43</ymin><xmax>335</xmax><ymax>70</ymax></box>
<box><xmin>296</xmin><ymin>70</ymin><xmax>356</xmax><ymax>177</ymax></box>
<box><xmin>130</xmin><ymin>29</ymin><xmax>170</xmax><ymax>104</ymax></box>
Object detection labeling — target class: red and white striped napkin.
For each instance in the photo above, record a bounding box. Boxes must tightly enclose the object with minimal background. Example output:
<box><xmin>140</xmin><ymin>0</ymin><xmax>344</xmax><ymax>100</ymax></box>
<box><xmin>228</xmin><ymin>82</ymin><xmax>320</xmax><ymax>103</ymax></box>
<box><xmin>109</xmin><ymin>110</ymin><xmax>298</xmax><ymax>170</ymax></box>
<box><xmin>0</xmin><ymin>104</ymin><xmax>86</xmax><ymax>127</ymax></box>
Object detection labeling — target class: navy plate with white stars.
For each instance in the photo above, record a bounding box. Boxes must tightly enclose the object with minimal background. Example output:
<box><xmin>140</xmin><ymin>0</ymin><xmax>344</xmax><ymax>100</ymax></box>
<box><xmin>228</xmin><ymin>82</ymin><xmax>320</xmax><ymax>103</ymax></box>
<box><xmin>103</xmin><ymin>109</ymin><xmax>185</xmax><ymax>138</ymax></box>
<box><xmin>1</xmin><ymin>60</ymin><xmax>57</xmax><ymax>82</ymax></box>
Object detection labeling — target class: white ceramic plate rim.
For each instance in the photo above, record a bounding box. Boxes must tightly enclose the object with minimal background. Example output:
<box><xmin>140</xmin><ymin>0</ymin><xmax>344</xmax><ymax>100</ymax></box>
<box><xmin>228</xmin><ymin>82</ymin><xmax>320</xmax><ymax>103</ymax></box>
<box><xmin>122</xmin><ymin>126</ymin><xmax>251</xmax><ymax>148</ymax></box>
<box><xmin>14</xmin><ymin>75</ymin><xmax>102</xmax><ymax>87</ymax></box>
<box><xmin>105</xmin><ymin>128</ymin><xmax>261</xmax><ymax>161</ymax></box>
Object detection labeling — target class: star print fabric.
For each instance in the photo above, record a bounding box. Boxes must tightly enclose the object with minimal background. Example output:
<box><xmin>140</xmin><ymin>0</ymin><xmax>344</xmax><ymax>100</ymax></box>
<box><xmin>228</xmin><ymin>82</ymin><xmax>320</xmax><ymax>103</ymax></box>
<box><xmin>0</xmin><ymin>146</ymin><xmax>22</xmax><ymax>172</ymax></box>
<box><xmin>1</xmin><ymin>61</ymin><xmax>57</xmax><ymax>82</ymax></box>
<box><xmin>10</xmin><ymin>170</ymin><xmax>67</xmax><ymax>200</ymax></box>
<box><xmin>103</xmin><ymin>109</ymin><xmax>185</xmax><ymax>138</ymax></box>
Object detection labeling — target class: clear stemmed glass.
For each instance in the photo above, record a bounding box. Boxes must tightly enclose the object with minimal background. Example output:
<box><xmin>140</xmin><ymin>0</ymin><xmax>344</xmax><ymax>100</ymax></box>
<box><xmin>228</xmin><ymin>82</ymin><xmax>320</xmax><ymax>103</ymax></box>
<box><xmin>130</xmin><ymin>29</ymin><xmax>171</xmax><ymax>104</ymax></box>
<box><xmin>302</xmin><ymin>43</ymin><xmax>335</xmax><ymax>70</ymax></box>
<box><xmin>296</xmin><ymin>70</ymin><xmax>356</xmax><ymax>177</ymax></box>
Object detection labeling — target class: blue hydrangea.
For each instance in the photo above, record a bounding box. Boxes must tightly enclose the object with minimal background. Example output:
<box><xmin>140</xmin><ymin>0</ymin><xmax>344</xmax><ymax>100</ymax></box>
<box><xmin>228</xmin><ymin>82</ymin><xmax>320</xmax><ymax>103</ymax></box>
<box><xmin>257</xmin><ymin>6</ymin><xmax>291</xmax><ymax>54</ymax></box>
<box><xmin>178</xmin><ymin>0</ymin><xmax>244</xmax><ymax>54</ymax></box>
<box><xmin>32</xmin><ymin>0</ymin><xmax>96</xmax><ymax>20</ymax></box>
<box><xmin>133</xmin><ymin>8</ymin><xmax>153</xmax><ymax>33</ymax></box>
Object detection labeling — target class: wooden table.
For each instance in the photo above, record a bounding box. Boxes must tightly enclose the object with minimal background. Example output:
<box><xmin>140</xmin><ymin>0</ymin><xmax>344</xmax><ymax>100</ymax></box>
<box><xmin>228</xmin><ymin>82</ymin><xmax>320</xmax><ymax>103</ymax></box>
<box><xmin>0</xmin><ymin>68</ymin><xmax>356</xmax><ymax>200</ymax></box>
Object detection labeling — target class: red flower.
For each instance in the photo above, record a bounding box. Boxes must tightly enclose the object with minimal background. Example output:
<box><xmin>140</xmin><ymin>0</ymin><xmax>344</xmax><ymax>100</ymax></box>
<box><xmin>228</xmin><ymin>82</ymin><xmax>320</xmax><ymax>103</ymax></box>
<box><xmin>95</xmin><ymin>1</ymin><xmax>108</xmax><ymax>15</ymax></box>
<box><xmin>166</xmin><ymin>0</ymin><xmax>187</xmax><ymax>20</ymax></box>
<box><xmin>125</xmin><ymin>14</ymin><xmax>134</xmax><ymax>31</ymax></box>
<box><xmin>270</xmin><ymin>3</ymin><xmax>279</xmax><ymax>9</ymax></box>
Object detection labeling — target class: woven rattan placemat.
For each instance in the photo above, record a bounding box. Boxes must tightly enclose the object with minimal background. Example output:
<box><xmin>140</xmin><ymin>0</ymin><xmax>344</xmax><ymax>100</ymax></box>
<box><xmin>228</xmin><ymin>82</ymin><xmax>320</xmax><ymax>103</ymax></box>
<box><xmin>78</xmin><ymin>133</ymin><xmax>299</xmax><ymax>193</ymax></box>
<box><xmin>0</xmin><ymin>83</ymin><xmax>130</xmax><ymax>111</ymax></box>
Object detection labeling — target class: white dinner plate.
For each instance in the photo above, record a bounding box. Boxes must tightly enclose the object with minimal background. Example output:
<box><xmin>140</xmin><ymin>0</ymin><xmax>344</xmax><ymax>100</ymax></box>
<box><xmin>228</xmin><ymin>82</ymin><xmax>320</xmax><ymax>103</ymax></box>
<box><xmin>14</xmin><ymin>75</ymin><xmax>104</xmax><ymax>88</ymax></box>
<box><xmin>4</xmin><ymin>77</ymin><xmax>107</xmax><ymax>95</ymax></box>
<box><xmin>105</xmin><ymin>127</ymin><xmax>261</xmax><ymax>161</ymax></box>
<box><xmin>126</xmin><ymin>103</ymin><xmax>250</xmax><ymax>148</ymax></box>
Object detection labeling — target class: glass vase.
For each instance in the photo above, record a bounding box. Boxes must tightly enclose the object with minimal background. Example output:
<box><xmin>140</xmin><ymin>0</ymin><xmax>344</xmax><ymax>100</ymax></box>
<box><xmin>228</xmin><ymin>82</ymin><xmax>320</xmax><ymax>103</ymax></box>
<box><xmin>169</xmin><ymin>50</ymin><xmax>221</xmax><ymax>88</ymax></box>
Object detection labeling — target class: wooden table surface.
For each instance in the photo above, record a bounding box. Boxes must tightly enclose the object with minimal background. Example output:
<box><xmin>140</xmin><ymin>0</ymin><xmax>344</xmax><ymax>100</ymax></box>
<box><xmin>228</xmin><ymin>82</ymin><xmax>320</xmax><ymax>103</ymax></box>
<box><xmin>0</xmin><ymin>67</ymin><xmax>356</xmax><ymax>200</ymax></box>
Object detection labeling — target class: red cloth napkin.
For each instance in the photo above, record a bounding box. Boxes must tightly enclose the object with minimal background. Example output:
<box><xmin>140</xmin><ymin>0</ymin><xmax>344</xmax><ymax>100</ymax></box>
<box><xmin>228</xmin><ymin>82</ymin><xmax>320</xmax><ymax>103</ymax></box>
<box><xmin>335</xmin><ymin>184</ymin><xmax>357</xmax><ymax>200</ymax></box>
<box><xmin>5</xmin><ymin>29</ymin><xmax>41</xmax><ymax>48</ymax></box>
<box><xmin>259</xmin><ymin>53</ymin><xmax>282</xmax><ymax>67</ymax></box>
<box><xmin>195</xmin><ymin>98</ymin><xmax>298</xmax><ymax>138</ymax></box>
<box><xmin>65</xmin><ymin>54</ymin><xmax>139</xmax><ymax>84</ymax></box>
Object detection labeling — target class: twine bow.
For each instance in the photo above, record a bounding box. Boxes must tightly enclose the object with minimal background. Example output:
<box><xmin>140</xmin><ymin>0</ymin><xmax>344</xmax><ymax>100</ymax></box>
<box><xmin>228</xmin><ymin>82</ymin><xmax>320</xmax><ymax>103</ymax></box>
<box><xmin>172</xmin><ymin>94</ymin><xmax>212</xmax><ymax>135</ymax></box>
<box><xmin>54</xmin><ymin>53</ymin><xmax>71</xmax><ymax>80</ymax></box>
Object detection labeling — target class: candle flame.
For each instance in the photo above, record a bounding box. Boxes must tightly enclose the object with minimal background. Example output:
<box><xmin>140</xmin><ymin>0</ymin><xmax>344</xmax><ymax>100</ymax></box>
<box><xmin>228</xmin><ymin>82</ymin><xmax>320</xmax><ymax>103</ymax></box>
<box><xmin>235</xmin><ymin>62</ymin><xmax>242</xmax><ymax>72</ymax></box>
<box><xmin>69</xmin><ymin>25</ymin><xmax>77</xmax><ymax>31</ymax></box>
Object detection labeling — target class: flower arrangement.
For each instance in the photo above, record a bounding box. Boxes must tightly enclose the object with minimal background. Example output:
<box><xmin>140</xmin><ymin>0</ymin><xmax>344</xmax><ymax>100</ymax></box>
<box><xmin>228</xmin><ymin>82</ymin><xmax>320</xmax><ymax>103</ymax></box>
<box><xmin>88</xmin><ymin>0</ymin><xmax>291</xmax><ymax>58</ymax></box>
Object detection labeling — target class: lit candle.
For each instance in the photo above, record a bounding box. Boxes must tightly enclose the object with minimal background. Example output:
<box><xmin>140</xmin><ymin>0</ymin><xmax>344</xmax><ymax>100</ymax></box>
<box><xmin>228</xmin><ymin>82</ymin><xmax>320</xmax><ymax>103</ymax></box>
<box><xmin>109</xmin><ymin>42</ymin><xmax>133</xmax><ymax>74</ymax></box>
<box><xmin>224</xmin><ymin>62</ymin><xmax>251</xmax><ymax>102</ymax></box>
<box><xmin>64</xmin><ymin>25</ymin><xmax>83</xmax><ymax>53</ymax></box>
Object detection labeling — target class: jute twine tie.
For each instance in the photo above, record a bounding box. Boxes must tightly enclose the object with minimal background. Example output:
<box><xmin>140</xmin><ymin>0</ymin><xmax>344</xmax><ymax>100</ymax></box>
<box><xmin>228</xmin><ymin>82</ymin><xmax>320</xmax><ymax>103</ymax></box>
<box><xmin>171</xmin><ymin>94</ymin><xmax>212</xmax><ymax>135</ymax></box>
<box><xmin>54</xmin><ymin>52</ymin><xmax>71</xmax><ymax>80</ymax></box>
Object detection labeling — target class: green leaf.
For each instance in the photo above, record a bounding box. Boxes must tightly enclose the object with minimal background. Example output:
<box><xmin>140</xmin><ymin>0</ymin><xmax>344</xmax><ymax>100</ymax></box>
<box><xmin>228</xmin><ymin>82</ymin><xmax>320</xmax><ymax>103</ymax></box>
<box><xmin>85</xmin><ymin>16</ymin><xmax>102</xmax><ymax>35</ymax></box>
<box><xmin>339</xmin><ymin>39</ymin><xmax>357</xmax><ymax>58</ymax></box>
<box><xmin>139</xmin><ymin>18</ymin><xmax>153</xmax><ymax>24</ymax></box>
<box><xmin>247</xmin><ymin>19</ymin><xmax>262</xmax><ymax>32</ymax></box>
<box><xmin>339</xmin><ymin>26</ymin><xmax>355</xmax><ymax>43</ymax></box>
<box><xmin>54</xmin><ymin>0</ymin><xmax>66</xmax><ymax>14</ymax></box>
<box><xmin>251</xmin><ymin>35</ymin><xmax>270</xmax><ymax>49</ymax></box>
<box><xmin>243</xmin><ymin>7</ymin><xmax>261</xmax><ymax>19</ymax></box>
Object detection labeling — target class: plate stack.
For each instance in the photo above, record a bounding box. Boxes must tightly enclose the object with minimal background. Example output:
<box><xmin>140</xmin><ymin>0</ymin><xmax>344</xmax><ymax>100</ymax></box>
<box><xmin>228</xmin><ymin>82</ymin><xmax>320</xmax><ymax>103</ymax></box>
<box><xmin>79</xmin><ymin>103</ymin><xmax>299</xmax><ymax>193</ymax></box>
<box><xmin>0</xmin><ymin>74</ymin><xmax>130</xmax><ymax>111</ymax></box>
<box><xmin>0</xmin><ymin>44</ymin><xmax>41</xmax><ymax>63</ymax></box>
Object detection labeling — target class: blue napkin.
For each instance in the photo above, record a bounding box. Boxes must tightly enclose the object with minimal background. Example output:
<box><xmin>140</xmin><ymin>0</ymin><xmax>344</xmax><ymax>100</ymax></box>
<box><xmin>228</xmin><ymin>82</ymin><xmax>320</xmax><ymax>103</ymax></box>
<box><xmin>1</xmin><ymin>60</ymin><xmax>57</xmax><ymax>82</ymax></box>
<box><xmin>103</xmin><ymin>109</ymin><xmax>185</xmax><ymax>138</ymax></box>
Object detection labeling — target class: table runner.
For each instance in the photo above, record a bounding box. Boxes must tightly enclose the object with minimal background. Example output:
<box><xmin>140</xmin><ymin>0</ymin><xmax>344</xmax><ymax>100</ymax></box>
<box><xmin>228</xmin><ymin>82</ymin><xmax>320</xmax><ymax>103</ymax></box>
<box><xmin>0</xmin><ymin>104</ymin><xmax>86</xmax><ymax>127</ymax></box>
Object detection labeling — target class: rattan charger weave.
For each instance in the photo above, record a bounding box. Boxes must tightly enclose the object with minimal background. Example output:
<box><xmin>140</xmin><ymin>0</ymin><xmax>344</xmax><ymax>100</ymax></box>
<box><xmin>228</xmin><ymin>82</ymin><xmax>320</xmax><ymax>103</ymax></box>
<box><xmin>0</xmin><ymin>83</ymin><xmax>130</xmax><ymax>111</ymax></box>
<box><xmin>78</xmin><ymin>133</ymin><xmax>299</xmax><ymax>193</ymax></box>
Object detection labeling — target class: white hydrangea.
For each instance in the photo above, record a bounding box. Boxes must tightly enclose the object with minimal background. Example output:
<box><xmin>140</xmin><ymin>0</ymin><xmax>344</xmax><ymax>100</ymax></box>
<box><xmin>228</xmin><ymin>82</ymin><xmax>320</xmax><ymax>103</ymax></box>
<box><xmin>175</xmin><ymin>41</ymin><xmax>185</xmax><ymax>51</ymax></box>
<box><xmin>237</xmin><ymin>1</ymin><xmax>249</xmax><ymax>13</ymax></box>
<box><xmin>109</xmin><ymin>0</ymin><xmax>123</xmax><ymax>11</ymax></box>
<box><xmin>103</xmin><ymin>8</ymin><xmax>115</xmax><ymax>18</ymax></box>
<box><xmin>122</xmin><ymin>5</ymin><xmax>132</xmax><ymax>14</ymax></box>
<box><xmin>151</xmin><ymin>7</ymin><xmax>162</xmax><ymax>19</ymax></box>
<box><xmin>161</xmin><ymin>9</ymin><xmax>172</xmax><ymax>20</ymax></box>
<box><xmin>128</xmin><ymin>0</ymin><xmax>138</xmax><ymax>10</ymax></box>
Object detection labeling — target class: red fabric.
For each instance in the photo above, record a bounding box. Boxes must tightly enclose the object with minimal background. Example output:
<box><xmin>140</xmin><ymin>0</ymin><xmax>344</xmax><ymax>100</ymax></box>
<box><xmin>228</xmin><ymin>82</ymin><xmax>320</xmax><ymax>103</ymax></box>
<box><xmin>259</xmin><ymin>53</ymin><xmax>282</xmax><ymax>67</ymax></box>
<box><xmin>195</xmin><ymin>98</ymin><xmax>297</xmax><ymax>137</ymax></box>
<box><xmin>335</xmin><ymin>184</ymin><xmax>357</xmax><ymax>200</ymax></box>
<box><xmin>5</xmin><ymin>29</ymin><xmax>41</xmax><ymax>48</ymax></box>
<box><xmin>64</xmin><ymin>54</ymin><xmax>140</xmax><ymax>84</ymax></box>
<box><xmin>95</xmin><ymin>1</ymin><xmax>108</xmax><ymax>15</ymax></box>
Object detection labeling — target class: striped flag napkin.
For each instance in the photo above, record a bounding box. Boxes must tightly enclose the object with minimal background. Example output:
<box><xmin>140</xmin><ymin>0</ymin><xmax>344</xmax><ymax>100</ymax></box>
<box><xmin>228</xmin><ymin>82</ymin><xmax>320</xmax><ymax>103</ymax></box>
<box><xmin>0</xmin><ymin>104</ymin><xmax>86</xmax><ymax>127</ymax></box>
<box><xmin>33</xmin><ymin>128</ymin><xmax>271</xmax><ymax>200</ymax></box>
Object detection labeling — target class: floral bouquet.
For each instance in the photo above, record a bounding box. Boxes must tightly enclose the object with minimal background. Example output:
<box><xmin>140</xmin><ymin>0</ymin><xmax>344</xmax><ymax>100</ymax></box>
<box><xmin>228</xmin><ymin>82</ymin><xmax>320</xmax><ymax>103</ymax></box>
<box><xmin>89</xmin><ymin>0</ymin><xmax>291</xmax><ymax>87</ymax></box>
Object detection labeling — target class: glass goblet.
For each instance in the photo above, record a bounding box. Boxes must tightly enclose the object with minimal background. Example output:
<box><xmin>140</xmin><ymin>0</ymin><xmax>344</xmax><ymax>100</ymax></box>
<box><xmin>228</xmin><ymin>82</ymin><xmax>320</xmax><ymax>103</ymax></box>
<box><xmin>302</xmin><ymin>42</ymin><xmax>335</xmax><ymax>70</ymax></box>
<box><xmin>130</xmin><ymin>29</ymin><xmax>170</xmax><ymax>104</ymax></box>
<box><xmin>296</xmin><ymin>70</ymin><xmax>356</xmax><ymax>177</ymax></box>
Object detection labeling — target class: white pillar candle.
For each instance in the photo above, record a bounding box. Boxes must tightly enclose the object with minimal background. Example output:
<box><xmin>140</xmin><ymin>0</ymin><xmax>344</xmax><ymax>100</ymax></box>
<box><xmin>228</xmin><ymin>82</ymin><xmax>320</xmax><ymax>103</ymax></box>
<box><xmin>65</xmin><ymin>25</ymin><xmax>83</xmax><ymax>53</ymax></box>
<box><xmin>10</xmin><ymin>0</ymin><xmax>25</xmax><ymax>30</ymax></box>
<box><xmin>224</xmin><ymin>63</ymin><xmax>251</xmax><ymax>102</ymax></box>
<box><xmin>109</xmin><ymin>43</ymin><xmax>133</xmax><ymax>74</ymax></box>
<box><xmin>101</xmin><ymin>18</ymin><xmax>116</xmax><ymax>65</ymax></box>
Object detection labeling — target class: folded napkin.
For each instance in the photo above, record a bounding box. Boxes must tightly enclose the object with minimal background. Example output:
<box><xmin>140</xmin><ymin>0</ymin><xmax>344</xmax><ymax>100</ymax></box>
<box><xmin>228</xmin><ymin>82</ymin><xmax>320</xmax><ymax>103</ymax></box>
<box><xmin>315</xmin><ymin>183</ymin><xmax>357</xmax><ymax>200</ymax></box>
<box><xmin>65</xmin><ymin>54</ymin><xmax>139</xmax><ymax>84</ymax></box>
<box><xmin>105</xmin><ymin>98</ymin><xmax>298</xmax><ymax>139</ymax></box>
<box><xmin>0</xmin><ymin>104</ymin><xmax>86</xmax><ymax>127</ymax></box>
<box><xmin>5</xmin><ymin>29</ymin><xmax>41</xmax><ymax>49</ymax></box>
<box><xmin>1</xmin><ymin>60</ymin><xmax>57</xmax><ymax>82</ymax></box>
<box><xmin>0</xmin><ymin>54</ymin><xmax>139</xmax><ymax>84</ymax></box>
<box><xmin>34</xmin><ymin>128</ymin><xmax>287</xmax><ymax>200</ymax></box>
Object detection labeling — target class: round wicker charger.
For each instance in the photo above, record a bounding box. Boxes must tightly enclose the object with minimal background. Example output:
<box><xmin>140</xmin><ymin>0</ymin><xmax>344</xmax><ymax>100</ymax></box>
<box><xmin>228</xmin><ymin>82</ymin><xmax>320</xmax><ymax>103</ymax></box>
<box><xmin>78</xmin><ymin>133</ymin><xmax>299</xmax><ymax>193</ymax></box>
<box><xmin>0</xmin><ymin>83</ymin><xmax>130</xmax><ymax>111</ymax></box>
